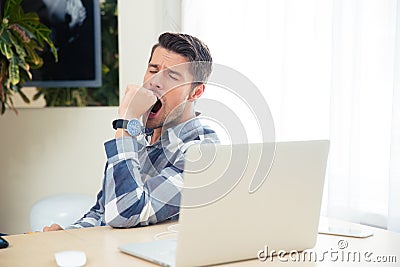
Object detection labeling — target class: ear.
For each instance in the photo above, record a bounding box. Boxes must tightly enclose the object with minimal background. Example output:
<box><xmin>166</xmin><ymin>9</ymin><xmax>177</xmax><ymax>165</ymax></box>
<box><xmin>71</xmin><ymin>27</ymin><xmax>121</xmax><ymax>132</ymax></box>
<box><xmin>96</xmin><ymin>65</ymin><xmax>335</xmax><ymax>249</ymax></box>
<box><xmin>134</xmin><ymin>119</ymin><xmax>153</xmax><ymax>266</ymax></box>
<box><xmin>187</xmin><ymin>84</ymin><xmax>205</xmax><ymax>102</ymax></box>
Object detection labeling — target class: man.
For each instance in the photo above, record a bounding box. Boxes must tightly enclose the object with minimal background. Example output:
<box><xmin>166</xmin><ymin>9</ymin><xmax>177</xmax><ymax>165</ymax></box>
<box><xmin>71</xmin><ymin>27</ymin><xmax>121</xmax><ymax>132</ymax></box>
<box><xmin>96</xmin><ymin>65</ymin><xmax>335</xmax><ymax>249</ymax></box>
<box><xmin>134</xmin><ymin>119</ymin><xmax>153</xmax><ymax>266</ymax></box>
<box><xmin>43</xmin><ymin>32</ymin><xmax>218</xmax><ymax>231</ymax></box>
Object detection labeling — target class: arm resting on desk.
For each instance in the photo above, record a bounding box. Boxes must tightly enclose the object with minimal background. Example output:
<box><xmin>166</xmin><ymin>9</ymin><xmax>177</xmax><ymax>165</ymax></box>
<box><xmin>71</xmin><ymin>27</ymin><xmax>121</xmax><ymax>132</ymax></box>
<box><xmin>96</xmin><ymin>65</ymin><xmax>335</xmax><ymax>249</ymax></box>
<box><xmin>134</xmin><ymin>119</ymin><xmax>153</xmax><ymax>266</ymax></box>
<box><xmin>69</xmin><ymin>137</ymin><xmax>182</xmax><ymax>229</ymax></box>
<box><xmin>67</xmin><ymin>190</ymin><xmax>105</xmax><ymax>229</ymax></box>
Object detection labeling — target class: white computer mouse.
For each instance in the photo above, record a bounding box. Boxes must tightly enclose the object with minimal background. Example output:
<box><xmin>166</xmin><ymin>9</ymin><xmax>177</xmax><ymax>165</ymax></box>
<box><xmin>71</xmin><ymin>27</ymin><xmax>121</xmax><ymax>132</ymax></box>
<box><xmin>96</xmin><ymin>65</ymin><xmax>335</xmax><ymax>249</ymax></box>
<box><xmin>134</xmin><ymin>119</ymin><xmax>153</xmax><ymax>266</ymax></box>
<box><xmin>54</xmin><ymin>250</ymin><xmax>87</xmax><ymax>267</ymax></box>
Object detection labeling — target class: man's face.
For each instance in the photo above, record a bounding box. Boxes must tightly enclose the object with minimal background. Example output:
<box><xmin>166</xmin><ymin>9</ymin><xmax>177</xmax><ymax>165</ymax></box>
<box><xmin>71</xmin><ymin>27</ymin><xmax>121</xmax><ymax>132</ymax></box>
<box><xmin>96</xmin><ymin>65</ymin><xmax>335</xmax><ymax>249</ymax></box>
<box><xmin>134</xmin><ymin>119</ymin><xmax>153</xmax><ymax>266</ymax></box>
<box><xmin>143</xmin><ymin>47</ymin><xmax>194</xmax><ymax>130</ymax></box>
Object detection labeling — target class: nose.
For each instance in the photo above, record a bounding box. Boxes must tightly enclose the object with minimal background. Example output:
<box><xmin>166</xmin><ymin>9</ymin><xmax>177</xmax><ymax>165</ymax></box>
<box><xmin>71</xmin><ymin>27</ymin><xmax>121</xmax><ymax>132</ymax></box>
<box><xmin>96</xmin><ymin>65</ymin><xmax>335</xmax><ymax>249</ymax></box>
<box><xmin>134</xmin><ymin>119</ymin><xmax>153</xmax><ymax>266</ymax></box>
<box><xmin>147</xmin><ymin>74</ymin><xmax>162</xmax><ymax>91</ymax></box>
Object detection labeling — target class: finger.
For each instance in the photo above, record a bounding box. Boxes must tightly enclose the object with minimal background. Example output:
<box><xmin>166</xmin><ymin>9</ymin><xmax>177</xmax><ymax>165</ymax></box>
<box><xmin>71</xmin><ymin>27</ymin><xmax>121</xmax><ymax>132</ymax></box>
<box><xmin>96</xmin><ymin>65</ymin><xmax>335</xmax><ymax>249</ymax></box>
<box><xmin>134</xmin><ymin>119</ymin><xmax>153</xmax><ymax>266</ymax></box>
<box><xmin>137</xmin><ymin>86</ymin><xmax>149</xmax><ymax>94</ymax></box>
<box><xmin>52</xmin><ymin>224</ymin><xmax>62</xmax><ymax>231</ymax></box>
<box><xmin>125</xmin><ymin>85</ymin><xmax>140</xmax><ymax>96</ymax></box>
<box><xmin>125</xmin><ymin>85</ymin><xmax>134</xmax><ymax>96</ymax></box>
<box><xmin>142</xmin><ymin>88</ymin><xmax>157</xmax><ymax>101</ymax></box>
<box><xmin>150</xmin><ymin>93</ymin><xmax>157</xmax><ymax>104</ymax></box>
<box><xmin>147</xmin><ymin>89</ymin><xmax>155</xmax><ymax>96</ymax></box>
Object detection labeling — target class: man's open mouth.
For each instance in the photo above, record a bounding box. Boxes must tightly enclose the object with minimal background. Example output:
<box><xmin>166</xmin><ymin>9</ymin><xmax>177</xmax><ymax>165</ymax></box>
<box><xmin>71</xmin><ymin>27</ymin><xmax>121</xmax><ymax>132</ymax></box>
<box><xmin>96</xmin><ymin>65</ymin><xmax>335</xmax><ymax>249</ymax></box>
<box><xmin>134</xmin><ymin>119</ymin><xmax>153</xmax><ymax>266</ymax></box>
<box><xmin>150</xmin><ymin>98</ymin><xmax>162</xmax><ymax>115</ymax></box>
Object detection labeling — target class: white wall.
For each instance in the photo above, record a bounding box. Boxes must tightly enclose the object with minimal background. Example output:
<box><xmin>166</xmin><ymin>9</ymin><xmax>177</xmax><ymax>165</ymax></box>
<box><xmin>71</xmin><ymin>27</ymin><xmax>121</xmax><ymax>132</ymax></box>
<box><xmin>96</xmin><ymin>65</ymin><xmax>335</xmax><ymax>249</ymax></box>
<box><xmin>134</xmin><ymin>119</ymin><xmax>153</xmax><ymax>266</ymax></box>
<box><xmin>118</xmin><ymin>0</ymin><xmax>160</xmax><ymax>93</ymax></box>
<box><xmin>118</xmin><ymin>0</ymin><xmax>181</xmax><ymax>97</ymax></box>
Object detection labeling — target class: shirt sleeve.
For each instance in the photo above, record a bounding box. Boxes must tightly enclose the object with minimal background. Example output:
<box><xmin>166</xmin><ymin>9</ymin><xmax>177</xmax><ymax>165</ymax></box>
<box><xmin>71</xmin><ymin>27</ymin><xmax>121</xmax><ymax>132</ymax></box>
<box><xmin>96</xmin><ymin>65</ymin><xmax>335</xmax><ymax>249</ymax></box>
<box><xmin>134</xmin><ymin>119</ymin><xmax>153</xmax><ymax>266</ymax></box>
<box><xmin>66</xmin><ymin>164</ymin><xmax>108</xmax><ymax>229</ymax></box>
<box><xmin>66</xmin><ymin>190</ymin><xmax>105</xmax><ymax>229</ymax></box>
<box><xmin>101</xmin><ymin>136</ymin><xmax>183</xmax><ymax>228</ymax></box>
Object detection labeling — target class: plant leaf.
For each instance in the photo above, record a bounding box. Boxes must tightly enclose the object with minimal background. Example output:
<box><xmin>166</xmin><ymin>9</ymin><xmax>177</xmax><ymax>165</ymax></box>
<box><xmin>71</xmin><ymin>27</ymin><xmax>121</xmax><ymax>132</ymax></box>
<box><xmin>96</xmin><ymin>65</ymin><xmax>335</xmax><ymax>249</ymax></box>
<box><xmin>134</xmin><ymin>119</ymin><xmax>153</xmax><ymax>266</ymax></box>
<box><xmin>33</xmin><ymin>24</ymin><xmax>58</xmax><ymax>62</ymax></box>
<box><xmin>17</xmin><ymin>59</ymin><xmax>32</xmax><ymax>80</ymax></box>
<box><xmin>18</xmin><ymin>12</ymin><xmax>40</xmax><ymax>25</ymax></box>
<box><xmin>32</xmin><ymin>89</ymin><xmax>43</xmax><ymax>101</ymax></box>
<box><xmin>0</xmin><ymin>29</ymin><xmax>12</xmax><ymax>45</ymax></box>
<box><xmin>0</xmin><ymin>82</ymin><xmax>5</xmax><ymax>102</ymax></box>
<box><xmin>17</xmin><ymin>88</ymin><xmax>30</xmax><ymax>104</ymax></box>
<box><xmin>4</xmin><ymin>0</ymin><xmax>23</xmax><ymax>18</ymax></box>
<box><xmin>0</xmin><ymin>35</ymin><xmax>13</xmax><ymax>59</ymax></box>
<box><xmin>16</xmin><ymin>17</ymin><xmax>58</xmax><ymax>63</ymax></box>
<box><xmin>9</xmin><ymin>32</ymin><xmax>26</xmax><ymax>59</ymax></box>
<box><xmin>10</xmin><ymin>24</ymin><xmax>34</xmax><ymax>42</ymax></box>
<box><xmin>7</xmin><ymin>94</ymin><xmax>18</xmax><ymax>115</ymax></box>
<box><xmin>25</xmin><ymin>44</ymin><xmax>43</xmax><ymax>69</ymax></box>
<box><xmin>8</xmin><ymin>57</ymin><xmax>19</xmax><ymax>85</ymax></box>
<box><xmin>1</xmin><ymin>101</ymin><xmax>5</xmax><ymax>114</ymax></box>
<box><xmin>0</xmin><ymin>43</ymin><xmax>9</xmax><ymax>58</ymax></box>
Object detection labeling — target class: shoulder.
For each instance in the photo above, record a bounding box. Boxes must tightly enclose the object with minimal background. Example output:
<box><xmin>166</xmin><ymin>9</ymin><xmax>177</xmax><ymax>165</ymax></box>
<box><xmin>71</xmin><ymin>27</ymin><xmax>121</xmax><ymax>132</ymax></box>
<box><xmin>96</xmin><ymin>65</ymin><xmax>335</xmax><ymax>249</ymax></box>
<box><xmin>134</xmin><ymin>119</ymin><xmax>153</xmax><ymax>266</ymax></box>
<box><xmin>179</xmin><ymin>119</ymin><xmax>219</xmax><ymax>143</ymax></box>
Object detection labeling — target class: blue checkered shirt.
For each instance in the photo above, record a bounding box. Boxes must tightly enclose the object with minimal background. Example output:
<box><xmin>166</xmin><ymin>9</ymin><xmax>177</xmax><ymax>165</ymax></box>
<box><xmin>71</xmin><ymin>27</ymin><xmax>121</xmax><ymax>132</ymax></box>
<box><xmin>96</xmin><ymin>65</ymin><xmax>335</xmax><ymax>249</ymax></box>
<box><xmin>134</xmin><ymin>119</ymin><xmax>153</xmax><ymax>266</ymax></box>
<box><xmin>68</xmin><ymin>117</ymin><xmax>219</xmax><ymax>229</ymax></box>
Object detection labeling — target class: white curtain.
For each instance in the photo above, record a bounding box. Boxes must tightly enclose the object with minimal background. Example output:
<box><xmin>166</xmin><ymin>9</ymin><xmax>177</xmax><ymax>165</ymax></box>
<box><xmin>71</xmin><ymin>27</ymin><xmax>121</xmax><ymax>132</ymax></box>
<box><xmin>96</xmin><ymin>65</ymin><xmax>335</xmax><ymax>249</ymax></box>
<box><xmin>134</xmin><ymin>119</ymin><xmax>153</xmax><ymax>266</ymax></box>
<box><xmin>181</xmin><ymin>0</ymin><xmax>400</xmax><ymax>231</ymax></box>
<box><xmin>388</xmin><ymin>0</ymin><xmax>400</xmax><ymax>232</ymax></box>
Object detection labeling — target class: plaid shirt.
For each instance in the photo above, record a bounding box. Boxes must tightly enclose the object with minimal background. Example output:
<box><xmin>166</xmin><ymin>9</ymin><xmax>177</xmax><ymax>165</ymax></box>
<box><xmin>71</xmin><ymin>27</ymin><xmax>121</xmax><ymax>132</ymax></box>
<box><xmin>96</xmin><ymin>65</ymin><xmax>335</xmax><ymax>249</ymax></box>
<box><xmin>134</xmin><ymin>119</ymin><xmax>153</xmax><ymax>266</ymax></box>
<box><xmin>68</xmin><ymin>117</ymin><xmax>219</xmax><ymax>229</ymax></box>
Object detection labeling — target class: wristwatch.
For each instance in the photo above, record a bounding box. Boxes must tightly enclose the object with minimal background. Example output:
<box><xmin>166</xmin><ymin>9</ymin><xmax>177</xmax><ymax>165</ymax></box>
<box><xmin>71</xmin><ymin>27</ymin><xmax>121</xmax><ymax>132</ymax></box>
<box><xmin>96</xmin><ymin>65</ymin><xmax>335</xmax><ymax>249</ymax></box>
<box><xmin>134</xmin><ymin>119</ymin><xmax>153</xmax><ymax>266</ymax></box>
<box><xmin>112</xmin><ymin>119</ymin><xmax>143</xmax><ymax>136</ymax></box>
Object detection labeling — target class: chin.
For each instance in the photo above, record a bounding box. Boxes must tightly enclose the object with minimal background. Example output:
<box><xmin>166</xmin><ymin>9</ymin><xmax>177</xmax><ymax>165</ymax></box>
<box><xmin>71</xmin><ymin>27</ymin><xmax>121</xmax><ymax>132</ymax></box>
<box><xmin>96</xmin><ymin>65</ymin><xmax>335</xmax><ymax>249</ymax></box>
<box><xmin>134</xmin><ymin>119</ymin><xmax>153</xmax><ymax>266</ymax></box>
<box><xmin>145</xmin><ymin>117</ymin><xmax>164</xmax><ymax>130</ymax></box>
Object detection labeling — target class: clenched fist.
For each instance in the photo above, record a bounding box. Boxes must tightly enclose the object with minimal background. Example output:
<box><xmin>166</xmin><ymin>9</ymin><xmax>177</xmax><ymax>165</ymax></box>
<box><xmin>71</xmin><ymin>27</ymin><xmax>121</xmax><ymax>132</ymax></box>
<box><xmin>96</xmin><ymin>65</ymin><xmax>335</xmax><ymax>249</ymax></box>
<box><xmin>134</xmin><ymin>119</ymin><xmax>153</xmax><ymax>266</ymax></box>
<box><xmin>43</xmin><ymin>223</ymin><xmax>63</xmax><ymax>232</ymax></box>
<box><xmin>118</xmin><ymin>85</ymin><xmax>158</xmax><ymax>120</ymax></box>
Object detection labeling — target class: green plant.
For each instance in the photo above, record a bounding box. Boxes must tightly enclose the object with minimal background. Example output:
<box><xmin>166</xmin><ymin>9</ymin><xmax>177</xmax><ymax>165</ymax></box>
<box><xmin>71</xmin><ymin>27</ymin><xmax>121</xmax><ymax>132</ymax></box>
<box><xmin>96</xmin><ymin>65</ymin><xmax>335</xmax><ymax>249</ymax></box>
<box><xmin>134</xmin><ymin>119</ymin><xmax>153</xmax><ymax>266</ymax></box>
<box><xmin>90</xmin><ymin>0</ymin><xmax>119</xmax><ymax>106</ymax></box>
<box><xmin>0</xmin><ymin>0</ymin><xmax>57</xmax><ymax>114</ymax></box>
<box><xmin>34</xmin><ymin>0</ymin><xmax>119</xmax><ymax>107</ymax></box>
<box><xmin>37</xmin><ymin>87</ymin><xmax>88</xmax><ymax>107</ymax></box>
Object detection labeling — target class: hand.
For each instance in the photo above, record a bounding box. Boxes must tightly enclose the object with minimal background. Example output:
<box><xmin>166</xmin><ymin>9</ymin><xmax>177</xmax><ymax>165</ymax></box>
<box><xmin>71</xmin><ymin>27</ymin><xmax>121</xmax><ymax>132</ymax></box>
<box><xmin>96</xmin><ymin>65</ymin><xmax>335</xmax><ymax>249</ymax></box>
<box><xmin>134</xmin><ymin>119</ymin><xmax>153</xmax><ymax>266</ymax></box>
<box><xmin>43</xmin><ymin>223</ymin><xmax>63</xmax><ymax>232</ymax></box>
<box><xmin>118</xmin><ymin>85</ymin><xmax>157</xmax><ymax>119</ymax></box>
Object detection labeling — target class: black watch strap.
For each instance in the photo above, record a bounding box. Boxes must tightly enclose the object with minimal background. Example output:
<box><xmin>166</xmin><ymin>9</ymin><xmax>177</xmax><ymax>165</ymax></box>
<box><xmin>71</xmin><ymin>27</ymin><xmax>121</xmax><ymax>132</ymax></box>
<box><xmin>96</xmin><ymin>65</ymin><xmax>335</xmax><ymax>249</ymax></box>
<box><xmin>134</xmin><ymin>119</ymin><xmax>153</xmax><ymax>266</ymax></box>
<box><xmin>112</xmin><ymin>119</ymin><xmax>129</xmax><ymax>130</ymax></box>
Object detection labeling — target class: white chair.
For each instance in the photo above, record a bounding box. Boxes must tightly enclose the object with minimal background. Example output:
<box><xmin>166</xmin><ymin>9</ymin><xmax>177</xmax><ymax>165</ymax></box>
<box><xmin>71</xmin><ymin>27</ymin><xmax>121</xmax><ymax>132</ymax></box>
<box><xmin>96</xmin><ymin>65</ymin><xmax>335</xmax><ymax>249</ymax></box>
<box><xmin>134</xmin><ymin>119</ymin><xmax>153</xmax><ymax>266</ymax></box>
<box><xmin>30</xmin><ymin>193</ymin><xmax>94</xmax><ymax>232</ymax></box>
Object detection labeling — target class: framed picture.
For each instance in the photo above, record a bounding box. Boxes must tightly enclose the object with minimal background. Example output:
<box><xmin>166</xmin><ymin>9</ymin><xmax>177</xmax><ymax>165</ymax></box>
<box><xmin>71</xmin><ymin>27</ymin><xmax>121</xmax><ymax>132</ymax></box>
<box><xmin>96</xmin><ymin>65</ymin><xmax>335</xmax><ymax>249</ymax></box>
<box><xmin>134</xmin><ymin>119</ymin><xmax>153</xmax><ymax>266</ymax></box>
<box><xmin>1</xmin><ymin>0</ymin><xmax>102</xmax><ymax>88</ymax></box>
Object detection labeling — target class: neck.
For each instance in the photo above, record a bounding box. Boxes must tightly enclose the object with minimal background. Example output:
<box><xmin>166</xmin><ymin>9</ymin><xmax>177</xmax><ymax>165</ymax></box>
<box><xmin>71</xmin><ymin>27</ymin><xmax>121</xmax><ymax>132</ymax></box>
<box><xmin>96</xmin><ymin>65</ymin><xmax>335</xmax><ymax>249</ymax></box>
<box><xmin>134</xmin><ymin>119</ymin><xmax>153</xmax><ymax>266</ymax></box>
<box><xmin>149</xmin><ymin>108</ymin><xmax>196</xmax><ymax>145</ymax></box>
<box><xmin>150</xmin><ymin>129</ymin><xmax>162</xmax><ymax>144</ymax></box>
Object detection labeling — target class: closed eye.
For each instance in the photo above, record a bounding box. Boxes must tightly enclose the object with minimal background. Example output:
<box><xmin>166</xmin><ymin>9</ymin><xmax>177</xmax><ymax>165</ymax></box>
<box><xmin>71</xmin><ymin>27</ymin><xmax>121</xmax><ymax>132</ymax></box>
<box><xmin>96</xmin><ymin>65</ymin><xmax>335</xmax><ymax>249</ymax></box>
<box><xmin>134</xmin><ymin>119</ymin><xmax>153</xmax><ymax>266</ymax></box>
<box><xmin>148</xmin><ymin>63</ymin><xmax>159</xmax><ymax>74</ymax></box>
<box><xmin>169</xmin><ymin>73</ymin><xmax>178</xmax><ymax>80</ymax></box>
<box><xmin>168</xmin><ymin>70</ymin><xmax>180</xmax><ymax>81</ymax></box>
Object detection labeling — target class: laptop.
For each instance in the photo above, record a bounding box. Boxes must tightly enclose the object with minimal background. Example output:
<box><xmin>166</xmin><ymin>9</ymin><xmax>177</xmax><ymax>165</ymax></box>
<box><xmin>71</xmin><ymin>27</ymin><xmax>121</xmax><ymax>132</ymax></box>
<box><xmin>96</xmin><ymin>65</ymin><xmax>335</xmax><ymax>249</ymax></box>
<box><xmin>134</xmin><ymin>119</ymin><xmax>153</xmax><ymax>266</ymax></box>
<box><xmin>119</xmin><ymin>140</ymin><xmax>330</xmax><ymax>266</ymax></box>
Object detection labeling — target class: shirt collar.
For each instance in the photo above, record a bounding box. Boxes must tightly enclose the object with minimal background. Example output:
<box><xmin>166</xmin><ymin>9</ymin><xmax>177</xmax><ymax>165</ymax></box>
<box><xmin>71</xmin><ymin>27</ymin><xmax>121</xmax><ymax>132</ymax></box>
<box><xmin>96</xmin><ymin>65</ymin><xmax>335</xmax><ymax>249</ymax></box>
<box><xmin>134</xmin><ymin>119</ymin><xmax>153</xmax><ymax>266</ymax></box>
<box><xmin>145</xmin><ymin>115</ymin><xmax>203</xmax><ymax>147</ymax></box>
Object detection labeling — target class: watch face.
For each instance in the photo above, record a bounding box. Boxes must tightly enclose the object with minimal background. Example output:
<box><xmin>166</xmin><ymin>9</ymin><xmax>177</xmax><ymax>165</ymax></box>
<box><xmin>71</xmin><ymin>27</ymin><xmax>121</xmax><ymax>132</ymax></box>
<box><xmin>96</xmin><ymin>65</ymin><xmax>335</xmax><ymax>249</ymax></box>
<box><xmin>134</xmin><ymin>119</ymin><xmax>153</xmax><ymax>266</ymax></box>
<box><xmin>127</xmin><ymin>119</ymin><xmax>142</xmax><ymax>136</ymax></box>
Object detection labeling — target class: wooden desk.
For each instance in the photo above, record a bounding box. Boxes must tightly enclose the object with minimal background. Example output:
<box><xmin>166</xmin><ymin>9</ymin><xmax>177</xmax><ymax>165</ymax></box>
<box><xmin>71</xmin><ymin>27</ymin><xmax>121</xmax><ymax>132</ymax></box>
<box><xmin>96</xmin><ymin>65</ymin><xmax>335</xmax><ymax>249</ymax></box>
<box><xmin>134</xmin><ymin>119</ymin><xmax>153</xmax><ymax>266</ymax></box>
<box><xmin>1</xmin><ymin>218</ymin><xmax>399</xmax><ymax>266</ymax></box>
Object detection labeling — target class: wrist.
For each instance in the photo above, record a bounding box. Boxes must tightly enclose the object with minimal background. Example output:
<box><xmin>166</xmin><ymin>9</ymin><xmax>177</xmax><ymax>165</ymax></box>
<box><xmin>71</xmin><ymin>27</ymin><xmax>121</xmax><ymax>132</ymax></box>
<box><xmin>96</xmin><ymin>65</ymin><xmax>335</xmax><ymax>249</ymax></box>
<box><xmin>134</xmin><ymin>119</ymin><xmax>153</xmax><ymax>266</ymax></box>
<box><xmin>115</xmin><ymin>128</ymin><xmax>134</xmax><ymax>139</ymax></box>
<box><xmin>118</xmin><ymin>112</ymin><xmax>140</xmax><ymax>120</ymax></box>
<box><xmin>112</xmin><ymin>118</ymin><xmax>143</xmax><ymax>137</ymax></box>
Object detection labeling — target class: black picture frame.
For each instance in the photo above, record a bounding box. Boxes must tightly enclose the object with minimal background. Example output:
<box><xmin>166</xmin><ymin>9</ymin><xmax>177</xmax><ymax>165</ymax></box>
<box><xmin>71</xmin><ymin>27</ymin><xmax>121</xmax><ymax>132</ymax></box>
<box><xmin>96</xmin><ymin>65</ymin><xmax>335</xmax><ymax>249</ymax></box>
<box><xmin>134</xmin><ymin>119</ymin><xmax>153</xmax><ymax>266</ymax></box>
<box><xmin>1</xmin><ymin>0</ymin><xmax>102</xmax><ymax>88</ymax></box>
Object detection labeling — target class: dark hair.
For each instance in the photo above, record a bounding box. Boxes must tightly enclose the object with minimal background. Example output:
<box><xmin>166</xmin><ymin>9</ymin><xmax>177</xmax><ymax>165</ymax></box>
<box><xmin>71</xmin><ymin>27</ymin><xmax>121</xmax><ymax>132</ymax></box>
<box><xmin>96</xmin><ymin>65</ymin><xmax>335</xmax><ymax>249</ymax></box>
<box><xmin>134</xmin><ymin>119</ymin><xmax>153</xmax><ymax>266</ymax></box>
<box><xmin>149</xmin><ymin>32</ymin><xmax>213</xmax><ymax>85</ymax></box>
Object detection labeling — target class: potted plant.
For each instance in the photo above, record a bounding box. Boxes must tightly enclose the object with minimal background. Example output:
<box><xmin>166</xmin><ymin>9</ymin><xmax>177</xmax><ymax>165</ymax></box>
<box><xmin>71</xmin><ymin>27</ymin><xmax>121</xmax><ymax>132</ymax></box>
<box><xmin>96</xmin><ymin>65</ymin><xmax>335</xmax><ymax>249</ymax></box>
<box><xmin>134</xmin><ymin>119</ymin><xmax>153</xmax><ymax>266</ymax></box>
<box><xmin>0</xmin><ymin>0</ymin><xmax>57</xmax><ymax>114</ymax></box>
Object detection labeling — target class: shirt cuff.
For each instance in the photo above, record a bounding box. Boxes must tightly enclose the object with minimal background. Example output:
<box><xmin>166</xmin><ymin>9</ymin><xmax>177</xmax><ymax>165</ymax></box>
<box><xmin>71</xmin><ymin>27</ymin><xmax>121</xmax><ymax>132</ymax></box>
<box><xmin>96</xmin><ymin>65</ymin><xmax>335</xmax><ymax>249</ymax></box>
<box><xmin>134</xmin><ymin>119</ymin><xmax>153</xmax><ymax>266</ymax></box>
<box><xmin>65</xmin><ymin>224</ymin><xmax>80</xmax><ymax>230</ymax></box>
<box><xmin>104</xmin><ymin>137</ymin><xmax>139</xmax><ymax>163</ymax></box>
